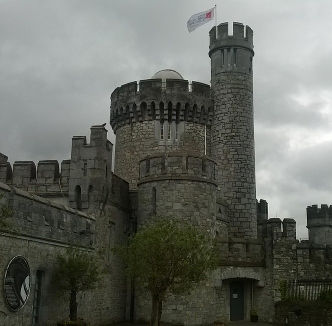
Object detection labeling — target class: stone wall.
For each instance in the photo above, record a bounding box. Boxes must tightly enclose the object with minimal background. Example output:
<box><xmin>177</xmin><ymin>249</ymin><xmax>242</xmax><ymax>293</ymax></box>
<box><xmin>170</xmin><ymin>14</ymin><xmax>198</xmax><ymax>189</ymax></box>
<box><xmin>0</xmin><ymin>180</ymin><xmax>129</xmax><ymax>326</ymax></box>
<box><xmin>0</xmin><ymin>182</ymin><xmax>94</xmax><ymax>248</ymax></box>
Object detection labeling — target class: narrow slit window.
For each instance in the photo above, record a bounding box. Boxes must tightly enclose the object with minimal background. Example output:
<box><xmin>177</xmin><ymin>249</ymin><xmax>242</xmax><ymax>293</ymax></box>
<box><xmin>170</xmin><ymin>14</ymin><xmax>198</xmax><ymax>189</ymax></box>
<box><xmin>75</xmin><ymin>185</ymin><xmax>82</xmax><ymax>210</ymax></box>
<box><xmin>32</xmin><ymin>270</ymin><xmax>44</xmax><ymax>325</ymax></box>
<box><xmin>168</xmin><ymin>123</ymin><xmax>171</xmax><ymax>140</ymax></box>
<box><xmin>234</xmin><ymin>48</ymin><xmax>237</xmax><ymax>65</ymax></box>
<box><xmin>83</xmin><ymin>161</ymin><xmax>87</xmax><ymax>176</ymax></box>
<box><xmin>160</xmin><ymin>123</ymin><xmax>164</xmax><ymax>139</ymax></box>
<box><xmin>152</xmin><ymin>187</ymin><xmax>157</xmax><ymax>215</ymax></box>
<box><xmin>175</xmin><ymin>124</ymin><xmax>178</xmax><ymax>140</ymax></box>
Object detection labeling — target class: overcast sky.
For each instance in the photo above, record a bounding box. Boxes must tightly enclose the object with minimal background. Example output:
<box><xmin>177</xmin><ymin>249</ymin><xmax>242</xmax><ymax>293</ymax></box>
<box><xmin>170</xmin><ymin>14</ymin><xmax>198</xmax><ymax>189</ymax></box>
<box><xmin>1</xmin><ymin>0</ymin><xmax>332</xmax><ymax>238</ymax></box>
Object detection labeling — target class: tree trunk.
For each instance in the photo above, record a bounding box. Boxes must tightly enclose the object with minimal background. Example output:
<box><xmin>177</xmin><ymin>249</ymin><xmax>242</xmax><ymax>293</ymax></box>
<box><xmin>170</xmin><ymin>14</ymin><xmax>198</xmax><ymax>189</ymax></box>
<box><xmin>150</xmin><ymin>294</ymin><xmax>162</xmax><ymax>326</ymax></box>
<box><xmin>69</xmin><ymin>289</ymin><xmax>78</xmax><ymax>321</ymax></box>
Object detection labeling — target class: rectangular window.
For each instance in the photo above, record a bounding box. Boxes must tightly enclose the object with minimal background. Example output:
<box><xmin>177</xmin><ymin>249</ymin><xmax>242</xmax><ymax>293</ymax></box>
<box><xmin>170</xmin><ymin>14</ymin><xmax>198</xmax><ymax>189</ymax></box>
<box><xmin>83</xmin><ymin>161</ymin><xmax>87</xmax><ymax>176</ymax></box>
<box><xmin>168</xmin><ymin>123</ymin><xmax>171</xmax><ymax>140</ymax></box>
<box><xmin>234</xmin><ymin>48</ymin><xmax>237</xmax><ymax>65</ymax></box>
<box><xmin>160</xmin><ymin>123</ymin><xmax>164</xmax><ymax>139</ymax></box>
<box><xmin>32</xmin><ymin>270</ymin><xmax>44</xmax><ymax>325</ymax></box>
<box><xmin>175</xmin><ymin>124</ymin><xmax>178</xmax><ymax>140</ymax></box>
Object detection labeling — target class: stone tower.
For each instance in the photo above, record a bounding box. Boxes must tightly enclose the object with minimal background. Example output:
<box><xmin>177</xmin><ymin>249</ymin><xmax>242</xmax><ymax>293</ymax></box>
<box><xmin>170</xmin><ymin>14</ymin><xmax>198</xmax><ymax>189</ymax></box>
<box><xmin>307</xmin><ymin>204</ymin><xmax>332</xmax><ymax>245</ymax></box>
<box><xmin>110</xmin><ymin>70</ymin><xmax>213</xmax><ymax>190</ymax></box>
<box><xmin>209</xmin><ymin>22</ymin><xmax>257</xmax><ymax>239</ymax></box>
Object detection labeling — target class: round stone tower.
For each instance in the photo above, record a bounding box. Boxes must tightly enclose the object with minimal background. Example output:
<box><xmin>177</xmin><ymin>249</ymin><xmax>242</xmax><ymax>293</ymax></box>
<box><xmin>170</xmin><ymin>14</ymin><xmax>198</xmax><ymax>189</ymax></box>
<box><xmin>110</xmin><ymin>70</ymin><xmax>213</xmax><ymax>190</ymax></box>
<box><xmin>137</xmin><ymin>153</ymin><xmax>217</xmax><ymax>230</ymax></box>
<box><xmin>209</xmin><ymin>22</ymin><xmax>257</xmax><ymax>239</ymax></box>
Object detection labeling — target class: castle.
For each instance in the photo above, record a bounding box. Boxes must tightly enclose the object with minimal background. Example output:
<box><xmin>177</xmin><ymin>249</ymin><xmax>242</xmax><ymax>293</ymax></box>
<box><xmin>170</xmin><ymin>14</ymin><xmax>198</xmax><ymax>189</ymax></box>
<box><xmin>1</xmin><ymin>22</ymin><xmax>332</xmax><ymax>325</ymax></box>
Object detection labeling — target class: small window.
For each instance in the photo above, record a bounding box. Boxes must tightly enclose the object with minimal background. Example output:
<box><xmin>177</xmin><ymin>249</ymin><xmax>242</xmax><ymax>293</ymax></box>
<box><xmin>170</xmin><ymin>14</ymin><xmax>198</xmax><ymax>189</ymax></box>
<box><xmin>151</xmin><ymin>102</ymin><xmax>156</xmax><ymax>120</ymax></box>
<box><xmin>175</xmin><ymin>124</ymin><xmax>178</xmax><ymax>140</ymax></box>
<box><xmin>152</xmin><ymin>187</ymin><xmax>157</xmax><ymax>215</ymax></box>
<box><xmin>32</xmin><ymin>270</ymin><xmax>44</xmax><ymax>325</ymax></box>
<box><xmin>221</xmin><ymin>49</ymin><xmax>224</xmax><ymax>65</ymax></box>
<box><xmin>168</xmin><ymin>123</ymin><xmax>171</xmax><ymax>140</ymax></box>
<box><xmin>160</xmin><ymin>123</ymin><xmax>164</xmax><ymax>140</ymax></box>
<box><xmin>83</xmin><ymin>161</ymin><xmax>87</xmax><ymax>176</ymax></box>
<box><xmin>88</xmin><ymin>185</ymin><xmax>93</xmax><ymax>208</ymax></box>
<box><xmin>75</xmin><ymin>185</ymin><xmax>82</xmax><ymax>210</ymax></box>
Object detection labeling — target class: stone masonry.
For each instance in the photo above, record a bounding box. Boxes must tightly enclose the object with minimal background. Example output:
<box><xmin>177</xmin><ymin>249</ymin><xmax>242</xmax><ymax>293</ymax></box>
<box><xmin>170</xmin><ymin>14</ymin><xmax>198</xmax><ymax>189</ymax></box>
<box><xmin>210</xmin><ymin>23</ymin><xmax>257</xmax><ymax>239</ymax></box>
<box><xmin>1</xmin><ymin>21</ymin><xmax>332</xmax><ymax>326</ymax></box>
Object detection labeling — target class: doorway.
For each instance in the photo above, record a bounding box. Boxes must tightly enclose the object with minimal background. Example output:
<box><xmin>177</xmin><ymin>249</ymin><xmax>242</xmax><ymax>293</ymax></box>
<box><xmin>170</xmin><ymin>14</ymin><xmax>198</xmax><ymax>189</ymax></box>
<box><xmin>230</xmin><ymin>281</ymin><xmax>244</xmax><ymax>321</ymax></box>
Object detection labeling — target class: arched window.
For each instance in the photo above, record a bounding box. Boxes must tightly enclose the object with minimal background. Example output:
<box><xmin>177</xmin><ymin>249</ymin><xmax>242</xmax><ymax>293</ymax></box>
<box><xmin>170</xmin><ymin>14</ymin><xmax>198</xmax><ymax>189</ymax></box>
<box><xmin>75</xmin><ymin>185</ymin><xmax>82</xmax><ymax>210</ymax></box>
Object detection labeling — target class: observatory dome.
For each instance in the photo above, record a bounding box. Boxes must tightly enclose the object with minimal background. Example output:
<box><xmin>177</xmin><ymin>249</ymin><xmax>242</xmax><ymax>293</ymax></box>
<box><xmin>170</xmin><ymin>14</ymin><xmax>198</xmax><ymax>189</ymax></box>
<box><xmin>151</xmin><ymin>69</ymin><xmax>184</xmax><ymax>80</ymax></box>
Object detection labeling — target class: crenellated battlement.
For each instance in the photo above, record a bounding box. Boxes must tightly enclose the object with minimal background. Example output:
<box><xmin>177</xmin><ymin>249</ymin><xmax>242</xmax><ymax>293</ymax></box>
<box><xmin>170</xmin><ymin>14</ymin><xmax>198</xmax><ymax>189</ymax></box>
<box><xmin>266</xmin><ymin>217</ymin><xmax>297</xmax><ymax>240</ymax></box>
<box><xmin>307</xmin><ymin>204</ymin><xmax>332</xmax><ymax>224</ymax></box>
<box><xmin>218</xmin><ymin>239</ymin><xmax>265</xmax><ymax>267</ymax></box>
<box><xmin>138</xmin><ymin>153</ymin><xmax>217</xmax><ymax>185</ymax></box>
<box><xmin>0</xmin><ymin>181</ymin><xmax>94</xmax><ymax>248</ymax></box>
<box><xmin>209</xmin><ymin>22</ymin><xmax>254</xmax><ymax>75</ymax></box>
<box><xmin>296</xmin><ymin>241</ymin><xmax>332</xmax><ymax>270</ymax></box>
<box><xmin>110</xmin><ymin>79</ymin><xmax>213</xmax><ymax>132</ymax></box>
<box><xmin>307</xmin><ymin>204</ymin><xmax>332</xmax><ymax>245</ymax></box>
<box><xmin>209</xmin><ymin>22</ymin><xmax>253</xmax><ymax>52</ymax></box>
<box><xmin>0</xmin><ymin>159</ymin><xmax>71</xmax><ymax>193</ymax></box>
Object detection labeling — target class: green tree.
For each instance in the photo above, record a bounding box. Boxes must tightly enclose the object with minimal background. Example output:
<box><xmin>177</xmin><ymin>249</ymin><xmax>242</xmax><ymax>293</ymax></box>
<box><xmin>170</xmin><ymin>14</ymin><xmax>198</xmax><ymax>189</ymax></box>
<box><xmin>52</xmin><ymin>248</ymin><xmax>101</xmax><ymax>322</ymax></box>
<box><xmin>115</xmin><ymin>219</ymin><xmax>217</xmax><ymax>326</ymax></box>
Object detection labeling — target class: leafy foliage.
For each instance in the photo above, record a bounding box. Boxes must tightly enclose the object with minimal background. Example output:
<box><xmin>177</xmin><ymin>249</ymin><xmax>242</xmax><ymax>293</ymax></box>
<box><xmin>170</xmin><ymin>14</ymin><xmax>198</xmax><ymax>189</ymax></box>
<box><xmin>53</xmin><ymin>248</ymin><xmax>101</xmax><ymax>321</ymax></box>
<box><xmin>115</xmin><ymin>218</ymin><xmax>217</xmax><ymax>326</ymax></box>
<box><xmin>53</xmin><ymin>248</ymin><xmax>100</xmax><ymax>293</ymax></box>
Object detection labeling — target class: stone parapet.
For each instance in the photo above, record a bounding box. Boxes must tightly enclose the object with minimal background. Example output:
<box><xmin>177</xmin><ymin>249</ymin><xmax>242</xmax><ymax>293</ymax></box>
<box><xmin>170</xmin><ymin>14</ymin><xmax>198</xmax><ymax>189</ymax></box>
<box><xmin>0</xmin><ymin>159</ymin><xmax>70</xmax><ymax>196</ymax></box>
<box><xmin>307</xmin><ymin>204</ymin><xmax>332</xmax><ymax>245</ymax></box>
<box><xmin>138</xmin><ymin>153</ymin><xmax>217</xmax><ymax>185</ymax></box>
<box><xmin>266</xmin><ymin>217</ymin><xmax>296</xmax><ymax>240</ymax></box>
<box><xmin>209</xmin><ymin>22</ymin><xmax>253</xmax><ymax>53</ymax></box>
<box><xmin>307</xmin><ymin>204</ymin><xmax>332</xmax><ymax>225</ymax></box>
<box><xmin>218</xmin><ymin>239</ymin><xmax>265</xmax><ymax>267</ymax></box>
<box><xmin>110</xmin><ymin>79</ymin><xmax>213</xmax><ymax>132</ymax></box>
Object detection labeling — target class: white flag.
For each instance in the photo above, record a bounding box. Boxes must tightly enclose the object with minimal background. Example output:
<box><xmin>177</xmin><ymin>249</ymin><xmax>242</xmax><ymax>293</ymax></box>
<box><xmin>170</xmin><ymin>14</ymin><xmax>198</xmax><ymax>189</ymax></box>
<box><xmin>187</xmin><ymin>7</ymin><xmax>215</xmax><ymax>33</ymax></box>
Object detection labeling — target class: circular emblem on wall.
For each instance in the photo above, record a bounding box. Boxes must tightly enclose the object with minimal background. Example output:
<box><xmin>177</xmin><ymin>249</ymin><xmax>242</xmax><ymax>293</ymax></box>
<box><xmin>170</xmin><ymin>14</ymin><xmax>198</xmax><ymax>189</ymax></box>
<box><xmin>3</xmin><ymin>256</ymin><xmax>31</xmax><ymax>312</ymax></box>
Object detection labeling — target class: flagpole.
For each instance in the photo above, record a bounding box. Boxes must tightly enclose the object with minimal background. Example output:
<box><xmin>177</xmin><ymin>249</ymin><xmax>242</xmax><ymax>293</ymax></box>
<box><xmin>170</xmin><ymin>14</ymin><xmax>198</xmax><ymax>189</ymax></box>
<box><xmin>215</xmin><ymin>4</ymin><xmax>218</xmax><ymax>38</ymax></box>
